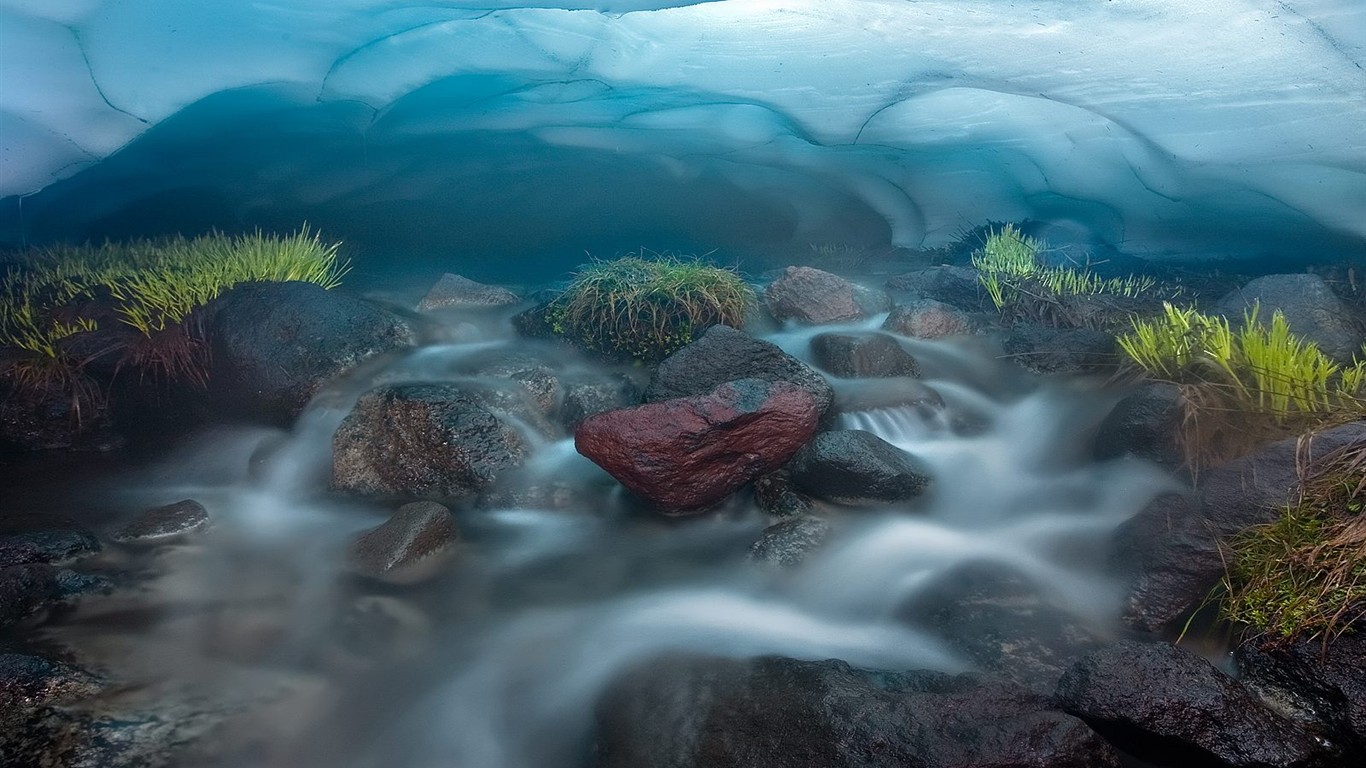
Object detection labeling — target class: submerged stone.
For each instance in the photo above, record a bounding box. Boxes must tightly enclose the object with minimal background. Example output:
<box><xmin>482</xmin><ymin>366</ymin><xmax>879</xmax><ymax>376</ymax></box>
<box><xmin>789</xmin><ymin>429</ymin><xmax>930</xmax><ymax>506</ymax></box>
<box><xmin>348</xmin><ymin>501</ymin><xmax>459</xmax><ymax>583</ymax></box>
<box><xmin>417</xmin><ymin>273</ymin><xmax>521</xmax><ymax>310</ymax></box>
<box><xmin>111</xmin><ymin>499</ymin><xmax>210</xmax><ymax>544</ymax></box>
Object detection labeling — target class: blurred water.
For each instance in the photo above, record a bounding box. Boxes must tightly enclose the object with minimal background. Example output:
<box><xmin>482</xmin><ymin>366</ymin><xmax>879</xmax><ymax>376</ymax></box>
<box><xmin>40</xmin><ymin>317</ymin><xmax>1173</xmax><ymax>768</ymax></box>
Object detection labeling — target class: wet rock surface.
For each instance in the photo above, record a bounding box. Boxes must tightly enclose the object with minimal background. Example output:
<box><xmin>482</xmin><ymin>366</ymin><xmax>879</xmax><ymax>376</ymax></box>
<box><xmin>809</xmin><ymin>331</ymin><xmax>920</xmax><ymax>379</ymax></box>
<box><xmin>0</xmin><ymin>521</ymin><xmax>101</xmax><ymax>566</ymax></box>
<box><xmin>882</xmin><ymin>298</ymin><xmax>988</xmax><ymax>339</ymax></box>
<box><xmin>594</xmin><ymin>654</ymin><xmax>1121</xmax><ymax>768</ymax></box>
<box><xmin>645</xmin><ymin>325</ymin><xmax>835</xmax><ymax>415</ymax></box>
<box><xmin>789</xmin><ymin>429</ymin><xmax>930</xmax><ymax>506</ymax></box>
<box><xmin>751</xmin><ymin>469</ymin><xmax>817</xmax><ymax>519</ymax></box>
<box><xmin>1001</xmin><ymin>325</ymin><xmax>1116</xmax><ymax>375</ymax></box>
<box><xmin>885</xmin><ymin>265</ymin><xmax>984</xmax><ymax>311</ymax></box>
<box><xmin>747</xmin><ymin>516</ymin><xmax>831</xmax><ymax>567</ymax></box>
<box><xmin>417</xmin><ymin>273</ymin><xmax>521</xmax><ymax>310</ymax></box>
<box><xmin>764</xmin><ymin>266</ymin><xmax>865</xmax><ymax>324</ymax></box>
<box><xmin>0</xmin><ymin>563</ymin><xmax>61</xmax><ymax>628</ymax></box>
<box><xmin>1093</xmin><ymin>381</ymin><xmax>1186</xmax><ymax>469</ymax></box>
<box><xmin>1056</xmin><ymin>640</ymin><xmax>1323</xmax><ymax>768</ymax></box>
<box><xmin>560</xmin><ymin>374</ymin><xmax>641</xmax><ymax>430</ymax></box>
<box><xmin>348</xmin><ymin>501</ymin><xmax>459</xmax><ymax>582</ymax></box>
<box><xmin>1115</xmin><ymin>421</ymin><xmax>1366</xmax><ymax>632</ymax></box>
<box><xmin>576</xmin><ymin>379</ymin><xmax>821</xmax><ymax>513</ymax></box>
<box><xmin>899</xmin><ymin>562</ymin><xmax>1104</xmax><ymax>693</ymax></box>
<box><xmin>201</xmin><ymin>281</ymin><xmax>416</xmax><ymax>422</ymax></box>
<box><xmin>332</xmin><ymin>383</ymin><xmax>529</xmax><ymax>499</ymax></box>
<box><xmin>1236</xmin><ymin>633</ymin><xmax>1366</xmax><ymax>760</ymax></box>
<box><xmin>110</xmin><ymin>499</ymin><xmax>210</xmax><ymax>544</ymax></box>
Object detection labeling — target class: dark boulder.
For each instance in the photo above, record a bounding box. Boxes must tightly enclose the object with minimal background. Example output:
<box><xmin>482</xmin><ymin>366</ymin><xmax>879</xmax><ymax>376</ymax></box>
<box><xmin>1093</xmin><ymin>381</ymin><xmax>1186</xmax><ymax>470</ymax></box>
<box><xmin>575</xmin><ymin>379</ymin><xmax>820</xmax><ymax>513</ymax></box>
<box><xmin>560</xmin><ymin>374</ymin><xmax>641</xmax><ymax>431</ymax></box>
<box><xmin>448</xmin><ymin>348</ymin><xmax>563</xmax><ymax>418</ymax></box>
<box><xmin>898</xmin><ymin>562</ymin><xmax>1104</xmax><ymax>692</ymax></box>
<box><xmin>0</xmin><ymin>521</ymin><xmax>101</xmax><ymax>567</ymax></box>
<box><xmin>1001</xmin><ymin>325</ymin><xmax>1116</xmax><ymax>376</ymax></box>
<box><xmin>201</xmin><ymin>281</ymin><xmax>416</xmax><ymax>422</ymax></box>
<box><xmin>347</xmin><ymin>501</ymin><xmax>459</xmax><ymax>583</ymax></box>
<box><xmin>885</xmin><ymin>265</ymin><xmax>984</xmax><ymax>311</ymax></box>
<box><xmin>1214</xmin><ymin>274</ymin><xmax>1364</xmax><ymax>363</ymax></box>
<box><xmin>0</xmin><ymin>563</ymin><xmax>60</xmax><ymax>628</ymax></box>
<box><xmin>1056</xmin><ymin>640</ymin><xmax>1322</xmax><ymax>767</ymax></box>
<box><xmin>1237</xmin><ymin>633</ymin><xmax>1366</xmax><ymax>759</ymax></box>
<box><xmin>416</xmin><ymin>273</ymin><xmax>521</xmax><ymax>310</ymax></box>
<box><xmin>0</xmin><ymin>359</ymin><xmax>116</xmax><ymax>452</ymax></box>
<box><xmin>748</xmin><ymin>516</ymin><xmax>832</xmax><ymax>567</ymax></box>
<box><xmin>789</xmin><ymin>429</ymin><xmax>930</xmax><ymax>505</ymax></box>
<box><xmin>764</xmin><ymin>266</ymin><xmax>864</xmax><ymax>324</ymax></box>
<box><xmin>332</xmin><ymin>383</ymin><xmax>529</xmax><ymax>500</ymax></box>
<box><xmin>1115</xmin><ymin>421</ymin><xmax>1366</xmax><ymax>632</ymax></box>
<box><xmin>752</xmin><ymin>469</ymin><xmax>818</xmax><ymax>518</ymax></box>
<box><xmin>1</xmin><ymin>654</ymin><xmax>105</xmax><ymax>766</ymax></box>
<box><xmin>809</xmin><ymin>332</ymin><xmax>920</xmax><ymax>379</ymax></box>
<box><xmin>882</xmin><ymin>298</ymin><xmax>989</xmax><ymax>339</ymax></box>
<box><xmin>645</xmin><ymin>325</ymin><xmax>834</xmax><ymax>415</ymax></box>
<box><xmin>110</xmin><ymin>499</ymin><xmax>210</xmax><ymax>544</ymax></box>
<box><xmin>594</xmin><ymin>654</ymin><xmax>1120</xmax><ymax>768</ymax></box>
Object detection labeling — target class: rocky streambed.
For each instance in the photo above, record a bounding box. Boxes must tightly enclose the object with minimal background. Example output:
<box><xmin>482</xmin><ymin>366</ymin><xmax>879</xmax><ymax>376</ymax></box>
<box><xmin>3</xmin><ymin>260</ymin><xmax>1365</xmax><ymax>768</ymax></box>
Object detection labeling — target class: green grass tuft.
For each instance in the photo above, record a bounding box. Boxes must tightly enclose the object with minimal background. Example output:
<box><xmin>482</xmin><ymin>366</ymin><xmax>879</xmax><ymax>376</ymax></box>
<box><xmin>1222</xmin><ymin>439</ymin><xmax>1366</xmax><ymax>642</ymax></box>
<box><xmin>546</xmin><ymin>253</ymin><xmax>754</xmax><ymax>362</ymax></box>
<box><xmin>970</xmin><ymin>224</ymin><xmax>1157</xmax><ymax>327</ymax></box>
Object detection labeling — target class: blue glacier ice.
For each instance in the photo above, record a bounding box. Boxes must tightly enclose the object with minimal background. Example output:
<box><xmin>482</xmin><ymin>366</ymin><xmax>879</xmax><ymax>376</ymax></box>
<box><xmin>1</xmin><ymin>0</ymin><xmax>1363</xmax><ymax>262</ymax></box>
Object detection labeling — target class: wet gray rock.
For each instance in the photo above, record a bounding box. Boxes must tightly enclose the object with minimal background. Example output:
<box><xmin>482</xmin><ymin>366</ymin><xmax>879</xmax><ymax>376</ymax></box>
<box><xmin>417</xmin><ymin>273</ymin><xmax>521</xmax><ymax>310</ymax></box>
<box><xmin>1093</xmin><ymin>381</ymin><xmax>1186</xmax><ymax>470</ymax></box>
<box><xmin>789</xmin><ymin>429</ymin><xmax>931</xmax><ymax>505</ymax></box>
<box><xmin>332</xmin><ymin>383</ymin><xmax>530</xmax><ymax>500</ymax></box>
<box><xmin>1002</xmin><ymin>325</ymin><xmax>1116</xmax><ymax>375</ymax></box>
<box><xmin>201</xmin><ymin>281</ymin><xmax>416</xmax><ymax>422</ymax></box>
<box><xmin>348</xmin><ymin>501</ymin><xmax>459</xmax><ymax>583</ymax></box>
<box><xmin>1056</xmin><ymin>640</ymin><xmax>1323</xmax><ymax>768</ymax></box>
<box><xmin>899</xmin><ymin>562</ymin><xmax>1104</xmax><ymax>693</ymax></box>
<box><xmin>1214</xmin><ymin>273</ymin><xmax>1364</xmax><ymax>363</ymax></box>
<box><xmin>1115</xmin><ymin>421</ymin><xmax>1366</xmax><ymax>632</ymax></box>
<box><xmin>0</xmin><ymin>522</ymin><xmax>101</xmax><ymax>567</ymax></box>
<box><xmin>882</xmin><ymin>298</ymin><xmax>989</xmax><ymax>339</ymax></box>
<box><xmin>645</xmin><ymin>325</ymin><xmax>834</xmax><ymax>415</ymax></box>
<box><xmin>764</xmin><ymin>266</ymin><xmax>865</xmax><ymax>324</ymax></box>
<box><xmin>111</xmin><ymin>499</ymin><xmax>210</xmax><ymax>544</ymax></box>
<box><xmin>0</xmin><ymin>563</ymin><xmax>60</xmax><ymax>628</ymax></box>
<box><xmin>885</xmin><ymin>265</ymin><xmax>984</xmax><ymax>311</ymax></box>
<box><xmin>594</xmin><ymin>654</ymin><xmax>1121</xmax><ymax>768</ymax></box>
<box><xmin>1</xmin><ymin>654</ymin><xmax>105</xmax><ymax>766</ymax></box>
<box><xmin>752</xmin><ymin>469</ymin><xmax>817</xmax><ymax>518</ymax></box>
<box><xmin>560</xmin><ymin>375</ymin><xmax>641</xmax><ymax>430</ymax></box>
<box><xmin>1237</xmin><ymin>633</ymin><xmax>1366</xmax><ymax>760</ymax></box>
<box><xmin>748</xmin><ymin>516</ymin><xmax>831</xmax><ymax>567</ymax></box>
<box><xmin>450</xmin><ymin>348</ymin><xmax>563</xmax><ymax>417</ymax></box>
<box><xmin>809</xmin><ymin>332</ymin><xmax>920</xmax><ymax>378</ymax></box>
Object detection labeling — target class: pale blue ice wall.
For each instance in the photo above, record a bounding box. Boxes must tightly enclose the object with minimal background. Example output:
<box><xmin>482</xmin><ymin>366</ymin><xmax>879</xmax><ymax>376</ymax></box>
<box><xmin>1</xmin><ymin>0</ymin><xmax>1363</xmax><ymax>262</ymax></box>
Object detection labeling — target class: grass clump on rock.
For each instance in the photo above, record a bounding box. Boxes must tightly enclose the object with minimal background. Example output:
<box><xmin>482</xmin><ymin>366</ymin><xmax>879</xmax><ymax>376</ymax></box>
<box><xmin>1222</xmin><ymin>440</ymin><xmax>1366</xmax><ymax>642</ymax></box>
<box><xmin>546</xmin><ymin>254</ymin><xmax>754</xmax><ymax>362</ymax></box>
<box><xmin>971</xmin><ymin>224</ymin><xmax>1155</xmax><ymax>327</ymax></box>
<box><xmin>0</xmin><ymin>226</ymin><xmax>348</xmax><ymax>385</ymax></box>
<box><xmin>1118</xmin><ymin>302</ymin><xmax>1366</xmax><ymax>466</ymax></box>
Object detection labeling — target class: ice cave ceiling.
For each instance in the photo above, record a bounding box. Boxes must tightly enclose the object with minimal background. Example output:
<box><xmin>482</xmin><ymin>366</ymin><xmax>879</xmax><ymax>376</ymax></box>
<box><xmin>1</xmin><ymin>0</ymin><xmax>1363</xmax><ymax>263</ymax></box>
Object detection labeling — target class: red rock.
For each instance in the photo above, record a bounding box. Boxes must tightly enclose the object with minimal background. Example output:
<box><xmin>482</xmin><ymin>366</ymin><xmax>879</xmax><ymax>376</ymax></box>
<box><xmin>574</xmin><ymin>379</ymin><xmax>820</xmax><ymax>513</ymax></box>
<box><xmin>764</xmin><ymin>266</ymin><xmax>864</xmax><ymax>324</ymax></box>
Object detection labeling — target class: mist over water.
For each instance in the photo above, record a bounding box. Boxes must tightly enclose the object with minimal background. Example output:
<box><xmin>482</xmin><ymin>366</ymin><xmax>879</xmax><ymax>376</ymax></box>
<box><xmin>36</xmin><ymin>307</ymin><xmax>1174</xmax><ymax>768</ymax></box>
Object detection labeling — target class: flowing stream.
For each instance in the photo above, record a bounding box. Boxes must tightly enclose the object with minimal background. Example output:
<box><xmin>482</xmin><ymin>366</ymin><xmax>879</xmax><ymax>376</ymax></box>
<box><xmin>37</xmin><ymin>312</ymin><xmax>1174</xmax><ymax>767</ymax></box>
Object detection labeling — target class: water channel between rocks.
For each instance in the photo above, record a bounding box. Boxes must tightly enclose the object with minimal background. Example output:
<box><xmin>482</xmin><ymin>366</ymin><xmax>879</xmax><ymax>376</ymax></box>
<box><xmin>34</xmin><ymin>310</ymin><xmax>1174</xmax><ymax>767</ymax></box>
